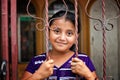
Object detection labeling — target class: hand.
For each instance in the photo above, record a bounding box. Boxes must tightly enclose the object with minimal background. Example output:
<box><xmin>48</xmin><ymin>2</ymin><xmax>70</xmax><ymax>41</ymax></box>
<box><xmin>35</xmin><ymin>59</ymin><xmax>54</xmax><ymax>79</ymax></box>
<box><xmin>71</xmin><ymin>58</ymin><xmax>94</xmax><ymax>79</ymax></box>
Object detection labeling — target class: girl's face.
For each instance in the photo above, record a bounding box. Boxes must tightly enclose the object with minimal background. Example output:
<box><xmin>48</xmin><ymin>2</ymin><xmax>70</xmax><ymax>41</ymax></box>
<box><xmin>49</xmin><ymin>18</ymin><xmax>76</xmax><ymax>52</ymax></box>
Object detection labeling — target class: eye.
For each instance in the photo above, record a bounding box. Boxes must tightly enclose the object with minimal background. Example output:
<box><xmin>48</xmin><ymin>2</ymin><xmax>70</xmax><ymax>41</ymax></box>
<box><xmin>53</xmin><ymin>28</ymin><xmax>60</xmax><ymax>34</ymax></box>
<box><xmin>66</xmin><ymin>31</ymin><xmax>74</xmax><ymax>37</ymax></box>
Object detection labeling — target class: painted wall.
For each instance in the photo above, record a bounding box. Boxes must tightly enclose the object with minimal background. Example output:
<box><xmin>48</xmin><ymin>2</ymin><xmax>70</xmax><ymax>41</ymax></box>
<box><xmin>90</xmin><ymin>0</ymin><xmax>120</xmax><ymax>80</ymax></box>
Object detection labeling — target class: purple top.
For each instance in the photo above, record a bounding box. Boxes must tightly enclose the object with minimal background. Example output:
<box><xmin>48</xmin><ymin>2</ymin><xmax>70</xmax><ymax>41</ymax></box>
<box><xmin>25</xmin><ymin>53</ymin><xmax>95</xmax><ymax>80</ymax></box>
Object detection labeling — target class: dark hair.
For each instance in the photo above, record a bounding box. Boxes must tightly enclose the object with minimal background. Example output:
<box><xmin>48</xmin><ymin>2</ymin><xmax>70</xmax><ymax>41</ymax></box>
<box><xmin>49</xmin><ymin>10</ymin><xmax>81</xmax><ymax>33</ymax></box>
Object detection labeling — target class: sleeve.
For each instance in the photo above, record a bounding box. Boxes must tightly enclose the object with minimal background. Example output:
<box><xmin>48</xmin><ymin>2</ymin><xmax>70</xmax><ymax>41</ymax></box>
<box><xmin>85</xmin><ymin>56</ymin><xmax>96</xmax><ymax>72</ymax></box>
<box><xmin>78</xmin><ymin>53</ymin><xmax>96</xmax><ymax>72</ymax></box>
<box><xmin>25</xmin><ymin>57</ymin><xmax>36</xmax><ymax>74</ymax></box>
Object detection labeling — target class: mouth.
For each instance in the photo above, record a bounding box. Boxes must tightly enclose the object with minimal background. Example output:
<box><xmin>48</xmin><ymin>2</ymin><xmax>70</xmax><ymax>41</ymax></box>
<box><xmin>56</xmin><ymin>42</ymin><xmax>67</xmax><ymax>46</ymax></box>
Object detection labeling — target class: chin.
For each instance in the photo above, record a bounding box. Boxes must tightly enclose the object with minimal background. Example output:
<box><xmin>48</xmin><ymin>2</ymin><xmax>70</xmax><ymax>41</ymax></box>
<box><xmin>55</xmin><ymin>48</ymin><xmax>70</xmax><ymax>52</ymax></box>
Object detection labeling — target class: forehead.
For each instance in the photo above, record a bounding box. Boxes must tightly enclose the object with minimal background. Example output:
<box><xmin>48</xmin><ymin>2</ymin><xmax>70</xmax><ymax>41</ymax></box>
<box><xmin>51</xmin><ymin>18</ymin><xmax>75</xmax><ymax>30</ymax></box>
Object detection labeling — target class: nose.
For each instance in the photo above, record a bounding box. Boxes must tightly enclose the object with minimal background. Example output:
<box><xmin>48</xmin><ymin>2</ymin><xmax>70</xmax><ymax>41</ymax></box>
<box><xmin>59</xmin><ymin>33</ymin><xmax>66</xmax><ymax>40</ymax></box>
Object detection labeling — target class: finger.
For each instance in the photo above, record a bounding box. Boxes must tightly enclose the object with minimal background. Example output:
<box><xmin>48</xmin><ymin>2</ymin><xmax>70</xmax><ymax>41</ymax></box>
<box><xmin>49</xmin><ymin>68</ymin><xmax>54</xmax><ymax>74</ymax></box>
<box><xmin>72</xmin><ymin>57</ymin><xmax>80</xmax><ymax>62</ymax></box>
<box><xmin>47</xmin><ymin>59</ymin><xmax>54</xmax><ymax>64</ymax></box>
<box><xmin>71</xmin><ymin>66</ymin><xmax>75</xmax><ymax>70</ymax></box>
<box><xmin>51</xmin><ymin>63</ymin><xmax>54</xmax><ymax>68</ymax></box>
<box><xmin>72</xmin><ymin>58</ymin><xmax>84</xmax><ymax>64</ymax></box>
<box><xmin>71</xmin><ymin>62</ymin><xmax>77</xmax><ymax>66</ymax></box>
<box><xmin>48</xmin><ymin>59</ymin><xmax>55</xmax><ymax>68</ymax></box>
<box><xmin>71</xmin><ymin>67</ymin><xmax>76</xmax><ymax>73</ymax></box>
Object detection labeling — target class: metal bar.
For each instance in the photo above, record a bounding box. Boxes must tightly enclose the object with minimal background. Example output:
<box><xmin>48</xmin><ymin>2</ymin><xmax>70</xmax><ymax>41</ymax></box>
<box><xmin>102</xmin><ymin>0</ymin><xmax>106</xmax><ymax>80</ymax></box>
<box><xmin>11</xmin><ymin>0</ymin><xmax>18</xmax><ymax>80</ymax></box>
<box><xmin>1</xmin><ymin>0</ymin><xmax>9</xmax><ymax>80</ymax></box>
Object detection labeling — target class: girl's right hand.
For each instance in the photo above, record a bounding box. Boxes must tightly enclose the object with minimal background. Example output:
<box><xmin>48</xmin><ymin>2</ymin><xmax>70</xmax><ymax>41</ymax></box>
<box><xmin>35</xmin><ymin>59</ymin><xmax>54</xmax><ymax>79</ymax></box>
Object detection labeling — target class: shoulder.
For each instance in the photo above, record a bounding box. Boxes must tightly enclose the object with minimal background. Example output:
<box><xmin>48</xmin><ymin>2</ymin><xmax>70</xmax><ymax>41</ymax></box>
<box><xmin>77</xmin><ymin>52</ymin><xmax>91</xmax><ymax>62</ymax></box>
<box><xmin>77</xmin><ymin>52</ymin><xmax>88</xmax><ymax>58</ymax></box>
<box><xmin>77</xmin><ymin>52</ymin><xmax>96</xmax><ymax>71</ymax></box>
<box><xmin>29</xmin><ymin>53</ymin><xmax>46</xmax><ymax>64</ymax></box>
<box><xmin>34</xmin><ymin>53</ymin><xmax>46</xmax><ymax>58</ymax></box>
<box><xmin>25</xmin><ymin>53</ymin><xmax>47</xmax><ymax>73</ymax></box>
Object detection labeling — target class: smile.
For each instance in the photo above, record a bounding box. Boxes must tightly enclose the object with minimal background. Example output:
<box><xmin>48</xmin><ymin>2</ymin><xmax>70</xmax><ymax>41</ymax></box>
<box><xmin>56</xmin><ymin>42</ymin><xmax>67</xmax><ymax>45</ymax></box>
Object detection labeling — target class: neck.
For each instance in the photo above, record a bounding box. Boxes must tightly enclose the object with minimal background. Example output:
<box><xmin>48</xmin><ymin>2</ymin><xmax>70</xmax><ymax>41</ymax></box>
<box><xmin>49</xmin><ymin>49</ymin><xmax>74</xmax><ymax>57</ymax></box>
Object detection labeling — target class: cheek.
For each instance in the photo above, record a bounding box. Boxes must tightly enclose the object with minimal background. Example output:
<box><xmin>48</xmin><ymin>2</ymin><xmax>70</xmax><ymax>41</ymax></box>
<box><xmin>49</xmin><ymin>33</ymin><xmax>53</xmax><ymax>41</ymax></box>
<box><xmin>49</xmin><ymin>32</ymin><xmax>57</xmax><ymax>41</ymax></box>
<box><xmin>68</xmin><ymin>36</ymin><xmax>76</xmax><ymax>43</ymax></box>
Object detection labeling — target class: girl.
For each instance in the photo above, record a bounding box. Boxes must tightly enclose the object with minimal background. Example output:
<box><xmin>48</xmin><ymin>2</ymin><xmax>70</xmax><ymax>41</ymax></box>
<box><xmin>21</xmin><ymin>10</ymin><xmax>98</xmax><ymax>80</ymax></box>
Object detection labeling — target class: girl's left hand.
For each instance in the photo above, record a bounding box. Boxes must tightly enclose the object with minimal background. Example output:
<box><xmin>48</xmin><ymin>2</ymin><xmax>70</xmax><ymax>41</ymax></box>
<box><xmin>71</xmin><ymin>58</ymin><xmax>94</xmax><ymax>79</ymax></box>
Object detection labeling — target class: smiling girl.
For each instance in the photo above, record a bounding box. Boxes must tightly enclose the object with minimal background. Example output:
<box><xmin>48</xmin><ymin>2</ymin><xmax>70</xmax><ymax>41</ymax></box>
<box><xmin>21</xmin><ymin>10</ymin><xmax>98</xmax><ymax>80</ymax></box>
